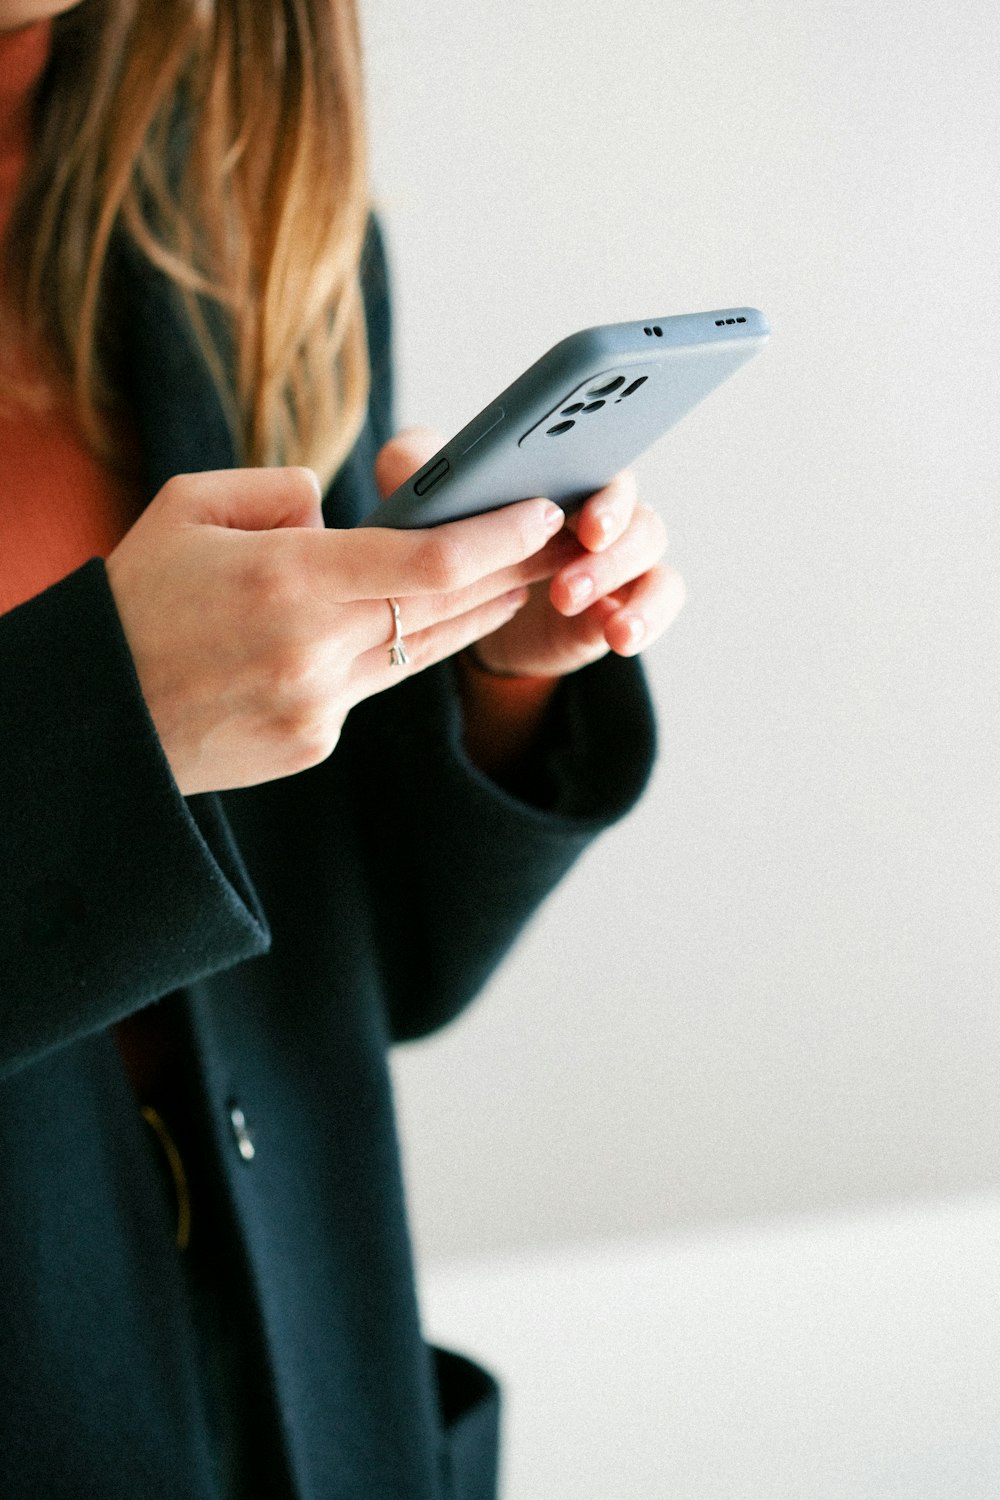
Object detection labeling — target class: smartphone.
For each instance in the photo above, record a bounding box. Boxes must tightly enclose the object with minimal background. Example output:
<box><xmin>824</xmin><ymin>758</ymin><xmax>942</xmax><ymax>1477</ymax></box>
<box><xmin>358</xmin><ymin>307</ymin><xmax>769</xmax><ymax>529</ymax></box>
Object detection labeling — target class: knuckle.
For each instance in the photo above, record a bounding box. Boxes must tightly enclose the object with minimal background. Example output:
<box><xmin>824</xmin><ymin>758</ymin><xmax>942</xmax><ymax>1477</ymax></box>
<box><xmin>265</xmin><ymin>634</ymin><xmax>318</xmax><ymax>697</ymax></box>
<box><xmin>285</xmin><ymin>468</ymin><xmax>323</xmax><ymax>521</ymax></box>
<box><xmin>290</xmin><ymin>465</ymin><xmax>321</xmax><ymax>500</ymax></box>
<box><xmin>238</xmin><ymin>546</ymin><xmax>301</xmax><ymax>617</ymax></box>
<box><xmin>156</xmin><ymin>473</ymin><xmax>186</xmax><ymax>513</ymax></box>
<box><xmin>414</xmin><ymin>531</ymin><xmax>467</xmax><ymax>593</ymax></box>
<box><xmin>271</xmin><ymin>701</ymin><xmax>338</xmax><ymax>771</ymax></box>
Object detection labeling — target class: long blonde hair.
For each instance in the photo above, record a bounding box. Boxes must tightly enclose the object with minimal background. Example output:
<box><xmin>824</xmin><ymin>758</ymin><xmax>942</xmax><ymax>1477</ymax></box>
<box><xmin>4</xmin><ymin>0</ymin><xmax>371</xmax><ymax>486</ymax></box>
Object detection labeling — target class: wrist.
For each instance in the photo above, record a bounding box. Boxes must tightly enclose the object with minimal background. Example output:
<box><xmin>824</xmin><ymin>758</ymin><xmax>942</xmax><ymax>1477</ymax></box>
<box><xmin>455</xmin><ymin>647</ymin><xmax>561</xmax><ymax>788</ymax></box>
<box><xmin>460</xmin><ymin>643</ymin><xmax>559</xmax><ymax>683</ymax></box>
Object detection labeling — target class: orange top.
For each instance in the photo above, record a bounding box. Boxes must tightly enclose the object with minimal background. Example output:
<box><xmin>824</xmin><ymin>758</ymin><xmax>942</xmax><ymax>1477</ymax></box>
<box><xmin>1</xmin><ymin>19</ymin><xmax>157</xmax><ymax>1099</ymax></box>
<box><xmin>0</xmin><ymin>18</ymin><xmax>141</xmax><ymax>619</ymax></box>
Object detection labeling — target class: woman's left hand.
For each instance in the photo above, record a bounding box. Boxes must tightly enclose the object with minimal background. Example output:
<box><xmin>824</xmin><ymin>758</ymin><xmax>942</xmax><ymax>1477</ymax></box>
<box><xmin>375</xmin><ymin>428</ymin><xmax>686</xmax><ymax>680</ymax></box>
<box><xmin>475</xmin><ymin>463</ymin><xmax>686</xmax><ymax>678</ymax></box>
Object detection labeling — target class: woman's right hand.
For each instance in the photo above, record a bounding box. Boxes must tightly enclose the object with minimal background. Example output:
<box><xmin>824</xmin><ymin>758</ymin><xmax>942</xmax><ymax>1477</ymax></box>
<box><xmin>105</xmin><ymin>463</ymin><xmax>567</xmax><ymax>796</ymax></box>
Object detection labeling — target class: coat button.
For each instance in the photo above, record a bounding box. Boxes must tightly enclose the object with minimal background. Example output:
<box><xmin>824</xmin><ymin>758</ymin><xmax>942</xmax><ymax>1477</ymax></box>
<box><xmin>228</xmin><ymin>1102</ymin><xmax>256</xmax><ymax>1161</ymax></box>
<box><xmin>22</xmin><ymin>878</ymin><xmax>87</xmax><ymax>945</ymax></box>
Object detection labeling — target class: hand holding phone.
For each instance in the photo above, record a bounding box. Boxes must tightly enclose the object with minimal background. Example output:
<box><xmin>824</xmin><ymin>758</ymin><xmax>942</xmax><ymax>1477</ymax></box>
<box><xmin>364</xmin><ymin>305</ymin><xmax>768</xmax><ymax>679</ymax></box>
<box><xmin>370</xmin><ymin>427</ymin><xmax>679</xmax><ymax>679</ymax></box>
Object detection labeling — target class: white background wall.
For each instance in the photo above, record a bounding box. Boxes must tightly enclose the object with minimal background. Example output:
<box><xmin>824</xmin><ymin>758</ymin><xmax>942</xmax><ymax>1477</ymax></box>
<box><xmin>357</xmin><ymin>0</ymin><xmax>1000</xmax><ymax>1265</ymax></box>
<box><xmin>417</xmin><ymin>1192</ymin><xmax>1000</xmax><ymax>1499</ymax></box>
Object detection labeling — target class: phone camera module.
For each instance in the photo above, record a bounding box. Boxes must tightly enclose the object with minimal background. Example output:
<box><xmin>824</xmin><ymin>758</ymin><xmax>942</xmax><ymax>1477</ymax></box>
<box><xmin>615</xmin><ymin>376</ymin><xmax>649</xmax><ymax>402</ymax></box>
<box><xmin>546</xmin><ymin>419</ymin><xmax>576</xmax><ymax>435</ymax></box>
<box><xmin>586</xmin><ymin>375</ymin><xmax>626</xmax><ymax>397</ymax></box>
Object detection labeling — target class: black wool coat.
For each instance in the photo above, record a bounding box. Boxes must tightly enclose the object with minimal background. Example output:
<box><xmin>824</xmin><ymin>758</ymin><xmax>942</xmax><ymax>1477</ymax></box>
<box><xmin>0</xmin><ymin>219</ymin><xmax>656</xmax><ymax>1499</ymax></box>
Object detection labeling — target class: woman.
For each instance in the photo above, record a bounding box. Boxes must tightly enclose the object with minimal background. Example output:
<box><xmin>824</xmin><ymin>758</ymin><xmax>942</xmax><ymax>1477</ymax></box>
<box><xmin>0</xmin><ymin>2</ymin><xmax>682</xmax><ymax>1496</ymax></box>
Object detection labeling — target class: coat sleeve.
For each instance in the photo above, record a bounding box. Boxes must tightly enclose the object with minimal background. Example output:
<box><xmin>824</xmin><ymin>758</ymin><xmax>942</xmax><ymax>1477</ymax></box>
<box><xmin>336</xmin><ymin>651</ymin><xmax>656</xmax><ymax>1043</ymax></box>
<box><xmin>0</xmin><ymin>557</ymin><xmax>270</xmax><ymax>1080</ymax></box>
<box><xmin>0</xmin><ymin>213</ymin><xmax>389</xmax><ymax>1079</ymax></box>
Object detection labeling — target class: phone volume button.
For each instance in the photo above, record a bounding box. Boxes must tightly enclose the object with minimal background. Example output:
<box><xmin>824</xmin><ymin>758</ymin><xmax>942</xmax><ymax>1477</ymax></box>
<box><xmin>459</xmin><ymin>405</ymin><xmax>505</xmax><ymax>454</ymax></box>
<box><xmin>413</xmin><ymin>456</ymin><xmax>450</xmax><ymax>496</ymax></box>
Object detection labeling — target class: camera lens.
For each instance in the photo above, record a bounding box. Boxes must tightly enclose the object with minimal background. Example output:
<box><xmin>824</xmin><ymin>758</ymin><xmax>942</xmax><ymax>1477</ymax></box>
<box><xmin>586</xmin><ymin>375</ymin><xmax>625</xmax><ymax>397</ymax></box>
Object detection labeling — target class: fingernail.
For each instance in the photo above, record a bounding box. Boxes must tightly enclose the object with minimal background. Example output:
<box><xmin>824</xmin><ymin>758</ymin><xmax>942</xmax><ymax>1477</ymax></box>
<box><xmin>591</xmin><ymin>509</ymin><xmax>616</xmax><ymax>549</ymax></box>
<box><xmin>564</xmin><ymin>574</ymin><xmax>594</xmax><ymax>610</ymax></box>
<box><xmin>621</xmin><ymin>614</ymin><xmax>645</xmax><ymax>651</ymax></box>
<box><xmin>506</xmin><ymin>586</ymin><xmax>530</xmax><ymax>609</ymax></box>
<box><xmin>542</xmin><ymin>502</ymin><xmax>565</xmax><ymax>535</ymax></box>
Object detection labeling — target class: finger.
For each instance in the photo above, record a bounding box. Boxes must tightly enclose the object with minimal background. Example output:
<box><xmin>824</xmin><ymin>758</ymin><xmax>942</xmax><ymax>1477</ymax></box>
<box><xmin>351</xmin><ymin>586</ymin><xmax>531</xmax><ymax>692</ymax></box>
<box><xmin>550</xmin><ymin>502</ymin><xmax>667</xmax><ymax>616</ymax></box>
<box><xmin>303</xmin><ymin>496</ymin><xmax>566</xmax><ymax>604</ymax></box>
<box><xmin>346</xmin><ymin>526</ymin><xmax>579</xmax><ymax>652</ymax></box>
<box><xmin>374</xmin><ymin>427</ymin><xmax>446</xmax><ymax>499</ymax></box>
<box><xmin>571</xmin><ymin>468</ymin><xmax>641</xmax><ymax>554</ymax></box>
<box><xmin>602</xmin><ymin>565</ymin><xmax>687</xmax><ymax>655</ymax></box>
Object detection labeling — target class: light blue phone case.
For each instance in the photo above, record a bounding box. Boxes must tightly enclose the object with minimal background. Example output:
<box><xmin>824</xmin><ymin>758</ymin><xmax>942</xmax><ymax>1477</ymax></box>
<box><xmin>359</xmin><ymin>308</ymin><xmax>769</xmax><ymax>529</ymax></box>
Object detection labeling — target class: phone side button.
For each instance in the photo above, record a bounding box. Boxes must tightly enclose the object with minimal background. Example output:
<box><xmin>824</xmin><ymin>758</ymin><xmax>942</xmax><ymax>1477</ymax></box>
<box><xmin>459</xmin><ymin>405</ymin><xmax>505</xmax><ymax>454</ymax></box>
<box><xmin>413</xmin><ymin>456</ymin><xmax>451</xmax><ymax>496</ymax></box>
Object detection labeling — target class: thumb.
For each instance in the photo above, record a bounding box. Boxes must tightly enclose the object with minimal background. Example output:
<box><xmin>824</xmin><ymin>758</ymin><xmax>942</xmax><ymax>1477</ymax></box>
<box><xmin>374</xmin><ymin>427</ymin><xmax>446</xmax><ymax>500</ymax></box>
<box><xmin>164</xmin><ymin>466</ymin><xmax>326</xmax><ymax>531</ymax></box>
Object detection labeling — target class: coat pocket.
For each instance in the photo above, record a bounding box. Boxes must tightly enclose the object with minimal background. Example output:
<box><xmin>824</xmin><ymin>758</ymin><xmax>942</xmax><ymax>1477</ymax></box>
<box><xmin>429</xmin><ymin>1343</ymin><xmax>502</xmax><ymax>1500</ymax></box>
